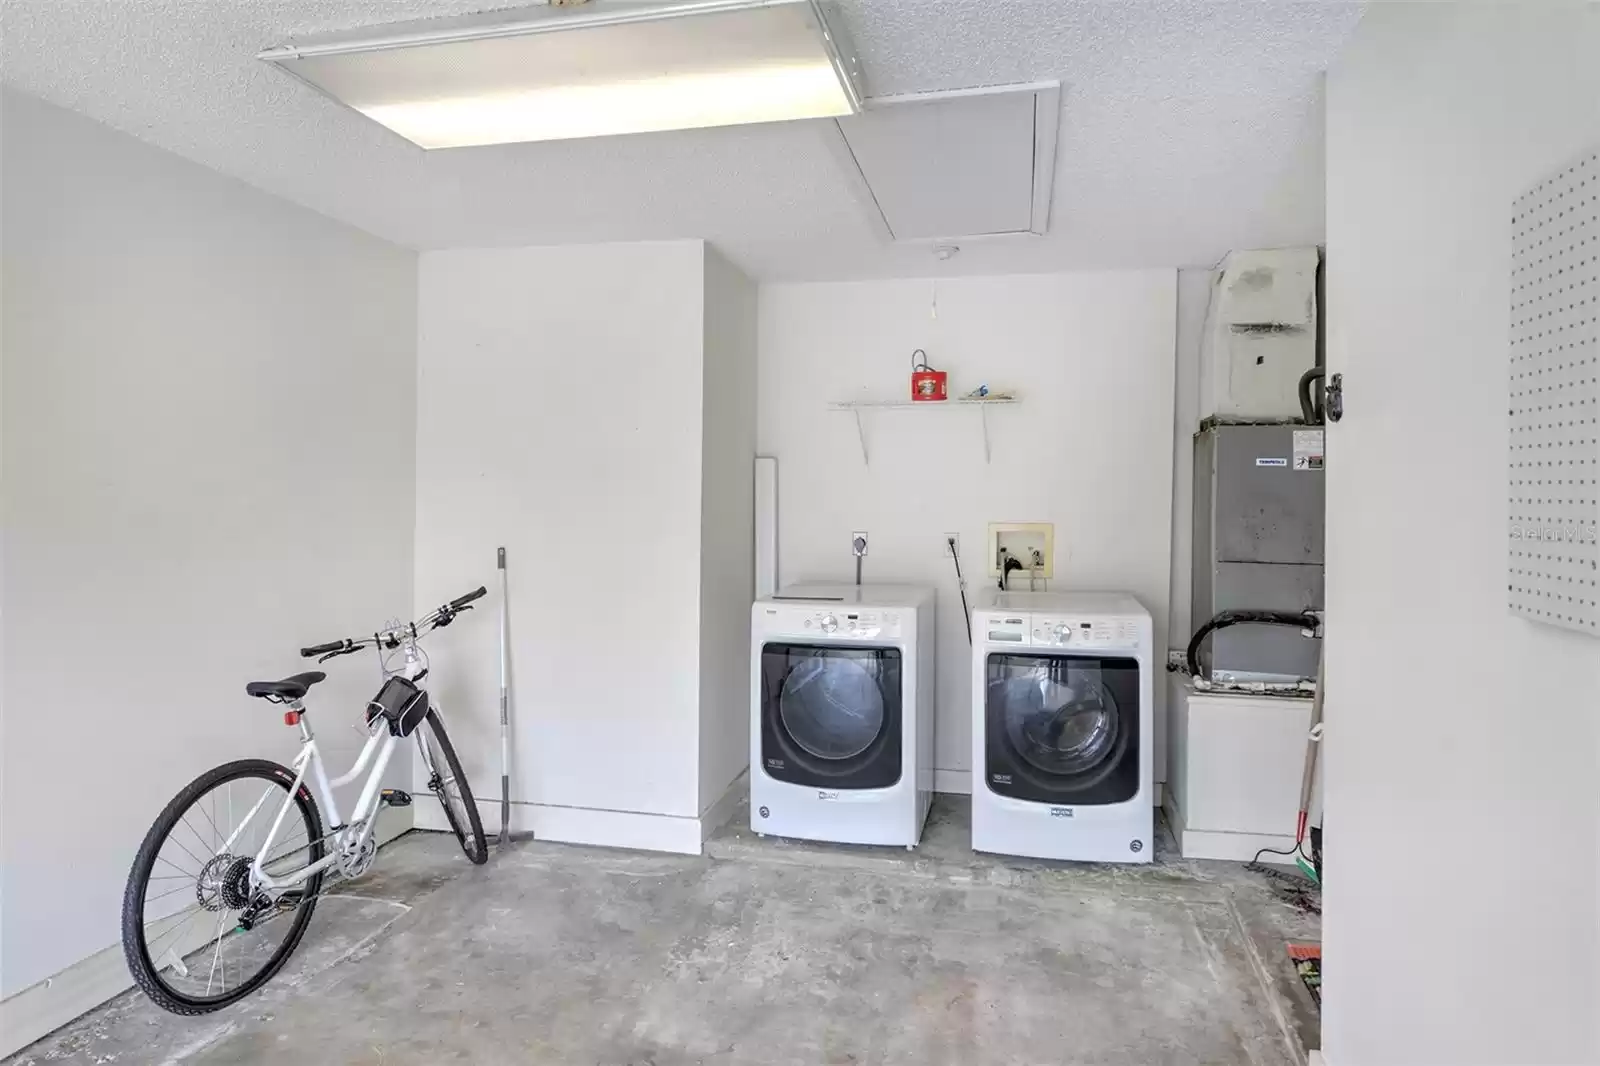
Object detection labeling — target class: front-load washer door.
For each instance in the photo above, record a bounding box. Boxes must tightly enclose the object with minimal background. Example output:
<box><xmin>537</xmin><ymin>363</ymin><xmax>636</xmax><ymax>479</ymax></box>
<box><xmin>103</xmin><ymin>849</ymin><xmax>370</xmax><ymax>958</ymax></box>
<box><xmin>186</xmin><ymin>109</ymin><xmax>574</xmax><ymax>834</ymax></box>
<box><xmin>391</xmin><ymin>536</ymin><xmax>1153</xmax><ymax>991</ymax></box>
<box><xmin>760</xmin><ymin>643</ymin><xmax>902</xmax><ymax>789</ymax></box>
<box><xmin>984</xmin><ymin>652</ymin><xmax>1139</xmax><ymax>805</ymax></box>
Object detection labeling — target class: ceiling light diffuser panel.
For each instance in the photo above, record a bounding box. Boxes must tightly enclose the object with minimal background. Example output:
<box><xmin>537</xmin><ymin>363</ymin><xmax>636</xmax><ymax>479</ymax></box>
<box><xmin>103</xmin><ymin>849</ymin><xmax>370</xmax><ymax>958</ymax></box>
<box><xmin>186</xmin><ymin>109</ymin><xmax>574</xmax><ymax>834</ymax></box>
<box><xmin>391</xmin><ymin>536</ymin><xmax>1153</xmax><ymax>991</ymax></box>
<box><xmin>259</xmin><ymin>0</ymin><xmax>863</xmax><ymax>149</ymax></box>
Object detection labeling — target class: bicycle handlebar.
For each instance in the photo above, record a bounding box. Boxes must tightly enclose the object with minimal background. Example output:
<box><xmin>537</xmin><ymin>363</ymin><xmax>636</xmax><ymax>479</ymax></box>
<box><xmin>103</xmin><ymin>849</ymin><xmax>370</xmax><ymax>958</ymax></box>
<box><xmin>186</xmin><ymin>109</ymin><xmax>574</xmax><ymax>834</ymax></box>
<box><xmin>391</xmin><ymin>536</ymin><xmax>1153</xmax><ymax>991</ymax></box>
<box><xmin>299</xmin><ymin>585</ymin><xmax>485</xmax><ymax>659</ymax></box>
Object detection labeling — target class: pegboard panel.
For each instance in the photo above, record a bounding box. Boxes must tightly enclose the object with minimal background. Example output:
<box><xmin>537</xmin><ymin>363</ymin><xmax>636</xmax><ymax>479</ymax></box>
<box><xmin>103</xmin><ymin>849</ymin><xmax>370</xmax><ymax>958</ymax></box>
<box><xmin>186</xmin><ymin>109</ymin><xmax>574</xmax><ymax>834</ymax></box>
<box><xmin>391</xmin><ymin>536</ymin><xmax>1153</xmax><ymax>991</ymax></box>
<box><xmin>1508</xmin><ymin>145</ymin><xmax>1598</xmax><ymax>636</ymax></box>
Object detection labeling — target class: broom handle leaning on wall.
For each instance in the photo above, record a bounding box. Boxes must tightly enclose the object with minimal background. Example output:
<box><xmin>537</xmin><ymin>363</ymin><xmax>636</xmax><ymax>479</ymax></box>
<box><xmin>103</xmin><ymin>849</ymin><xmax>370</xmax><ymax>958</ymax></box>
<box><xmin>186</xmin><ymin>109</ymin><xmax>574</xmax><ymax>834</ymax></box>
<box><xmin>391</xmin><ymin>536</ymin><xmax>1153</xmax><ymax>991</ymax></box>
<box><xmin>498</xmin><ymin>546</ymin><xmax>511</xmax><ymax>846</ymax></box>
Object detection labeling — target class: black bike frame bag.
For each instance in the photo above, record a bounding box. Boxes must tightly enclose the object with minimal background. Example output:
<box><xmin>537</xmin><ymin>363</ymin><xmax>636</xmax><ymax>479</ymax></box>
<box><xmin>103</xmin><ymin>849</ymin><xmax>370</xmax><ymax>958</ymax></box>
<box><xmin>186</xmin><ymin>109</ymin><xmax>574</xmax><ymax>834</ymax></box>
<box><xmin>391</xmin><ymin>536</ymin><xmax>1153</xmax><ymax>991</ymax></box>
<box><xmin>366</xmin><ymin>676</ymin><xmax>428</xmax><ymax>737</ymax></box>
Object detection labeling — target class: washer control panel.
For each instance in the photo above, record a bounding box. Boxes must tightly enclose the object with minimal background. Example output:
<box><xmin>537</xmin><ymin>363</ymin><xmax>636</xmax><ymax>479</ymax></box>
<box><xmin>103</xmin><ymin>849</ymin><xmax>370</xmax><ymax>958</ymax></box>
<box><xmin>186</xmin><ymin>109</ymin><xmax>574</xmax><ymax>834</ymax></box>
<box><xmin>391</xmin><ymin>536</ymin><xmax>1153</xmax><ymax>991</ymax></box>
<box><xmin>798</xmin><ymin>609</ymin><xmax>901</xmax><ymax>639</ymax></box>
<box><xmin>1031</xmin><ymin>615</ymin><xmax>1142</xmax><ymax>648</ymax></box>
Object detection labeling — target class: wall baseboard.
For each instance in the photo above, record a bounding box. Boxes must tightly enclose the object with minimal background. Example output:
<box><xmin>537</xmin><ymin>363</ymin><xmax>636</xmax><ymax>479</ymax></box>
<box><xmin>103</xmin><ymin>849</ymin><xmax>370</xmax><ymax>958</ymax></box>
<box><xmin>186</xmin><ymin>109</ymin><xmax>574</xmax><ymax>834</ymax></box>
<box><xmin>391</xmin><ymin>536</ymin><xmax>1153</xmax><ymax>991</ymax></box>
<box><xmin>0</xmin><ymin>805</ymin><xmax>413</xmax><ymax>1059</ymax></box>
<box><xmin>700</xmin><ymin>771</ymin><xmax>747</xmax><ymax>842</ymax></box>
<box><xmin>416</xmin><ymin>796</ymin><xmax>707</xmax><ymax>856</ymax></box>
<box><xmin>2</xmin><ymin>928</ymin><xmax>149</xmax><ymax>1059</ymax></box>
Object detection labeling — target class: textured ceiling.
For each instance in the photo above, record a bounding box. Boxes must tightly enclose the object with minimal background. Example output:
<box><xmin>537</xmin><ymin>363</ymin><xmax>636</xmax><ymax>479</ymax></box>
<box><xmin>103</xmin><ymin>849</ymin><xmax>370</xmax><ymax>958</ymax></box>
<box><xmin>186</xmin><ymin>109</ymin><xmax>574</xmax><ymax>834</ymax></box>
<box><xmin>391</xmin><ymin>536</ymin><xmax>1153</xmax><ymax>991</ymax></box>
<box><xmin>0</xmin><ymin>0</ymin><xmax>1362</xmax><ymax>281</ymax></box>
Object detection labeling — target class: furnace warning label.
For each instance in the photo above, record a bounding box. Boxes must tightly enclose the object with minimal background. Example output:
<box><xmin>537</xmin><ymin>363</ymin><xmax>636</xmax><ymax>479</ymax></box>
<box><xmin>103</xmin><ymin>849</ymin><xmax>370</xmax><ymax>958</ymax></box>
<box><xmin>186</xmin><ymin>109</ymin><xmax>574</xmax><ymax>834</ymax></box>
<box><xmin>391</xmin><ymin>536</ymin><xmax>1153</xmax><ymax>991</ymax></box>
<box><xmin>1293</xmin><ymin>429</ymin><xmax>1324</xmax><ymax>471</ymax></box>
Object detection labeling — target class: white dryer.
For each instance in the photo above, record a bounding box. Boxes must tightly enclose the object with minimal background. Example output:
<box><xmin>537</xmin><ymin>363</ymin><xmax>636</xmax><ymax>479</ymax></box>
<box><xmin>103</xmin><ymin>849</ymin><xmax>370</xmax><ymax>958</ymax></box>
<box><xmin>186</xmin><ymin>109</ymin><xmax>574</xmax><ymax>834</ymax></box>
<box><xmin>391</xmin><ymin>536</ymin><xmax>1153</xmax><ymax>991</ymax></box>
<box><xmin>970</xmin><ymin>591</ymin><xmax>1154</xmax><ymax>863</ymax></box>
<box><xmin>750</xmin><ymin>584</ymin><xmax>935</xmax><ymax>848</ymax></box>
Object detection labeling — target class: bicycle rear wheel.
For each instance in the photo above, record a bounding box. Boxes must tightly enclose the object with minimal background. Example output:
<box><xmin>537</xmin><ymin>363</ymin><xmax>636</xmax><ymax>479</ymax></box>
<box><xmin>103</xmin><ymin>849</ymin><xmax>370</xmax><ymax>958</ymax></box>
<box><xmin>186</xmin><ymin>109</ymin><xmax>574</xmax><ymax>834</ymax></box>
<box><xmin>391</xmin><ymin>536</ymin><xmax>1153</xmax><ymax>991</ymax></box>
<box><xmin>121</xmin><ymin>760</ymin><xmax>325</xmax><ymax>1014</ymax></box>
<box><xmin>417</xmin><ymin>709</ymin><xmax>488</xmax><ymax>864</ymax></box>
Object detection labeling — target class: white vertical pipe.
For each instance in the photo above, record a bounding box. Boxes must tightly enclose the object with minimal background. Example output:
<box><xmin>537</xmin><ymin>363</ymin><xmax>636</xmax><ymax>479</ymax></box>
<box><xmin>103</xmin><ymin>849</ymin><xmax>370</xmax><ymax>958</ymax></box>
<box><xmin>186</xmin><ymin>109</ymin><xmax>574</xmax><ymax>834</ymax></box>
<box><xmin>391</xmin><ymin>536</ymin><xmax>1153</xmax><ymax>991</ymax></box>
<box><xmin>755</xmin><ymin>455</ymin><xmax>778</xmax><ymax>598</ymax></box>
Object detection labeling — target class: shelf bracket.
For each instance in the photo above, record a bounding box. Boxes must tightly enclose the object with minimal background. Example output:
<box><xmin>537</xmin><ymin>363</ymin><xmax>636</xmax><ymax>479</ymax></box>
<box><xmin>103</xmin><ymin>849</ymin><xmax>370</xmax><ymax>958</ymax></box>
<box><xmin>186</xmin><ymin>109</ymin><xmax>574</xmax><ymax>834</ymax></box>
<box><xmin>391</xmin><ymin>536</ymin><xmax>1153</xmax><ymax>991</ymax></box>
<box><xmin>852</xmin><ymin>408</ymin><xmax>869</xmax><ymax>465</ymax></box>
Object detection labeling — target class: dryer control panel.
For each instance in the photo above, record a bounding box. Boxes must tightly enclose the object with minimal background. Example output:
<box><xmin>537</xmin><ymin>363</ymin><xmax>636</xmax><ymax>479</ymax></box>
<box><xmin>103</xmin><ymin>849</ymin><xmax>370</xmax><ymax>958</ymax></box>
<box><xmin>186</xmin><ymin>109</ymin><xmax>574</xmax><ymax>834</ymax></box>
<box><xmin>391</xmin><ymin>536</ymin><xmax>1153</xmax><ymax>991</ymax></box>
<box><xmin>796</xmin><ymin>609</ymin><xmax>902</xmax><ymax>639</ymax></box>
<box><xmin>1031</xmin><ymin>615</ymin><xmax>1142</xmax><ymax>648</ymax></box>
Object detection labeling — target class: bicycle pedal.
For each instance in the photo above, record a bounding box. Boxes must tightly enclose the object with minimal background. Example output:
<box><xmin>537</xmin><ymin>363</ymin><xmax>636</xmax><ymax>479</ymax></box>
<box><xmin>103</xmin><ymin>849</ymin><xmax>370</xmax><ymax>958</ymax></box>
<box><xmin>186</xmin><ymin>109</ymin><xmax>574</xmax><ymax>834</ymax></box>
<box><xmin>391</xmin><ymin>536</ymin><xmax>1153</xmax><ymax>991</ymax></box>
<box><xmin>380</xmin><ymin>789</ymin><xmax>413</xmax><ymax>808</ymax></box>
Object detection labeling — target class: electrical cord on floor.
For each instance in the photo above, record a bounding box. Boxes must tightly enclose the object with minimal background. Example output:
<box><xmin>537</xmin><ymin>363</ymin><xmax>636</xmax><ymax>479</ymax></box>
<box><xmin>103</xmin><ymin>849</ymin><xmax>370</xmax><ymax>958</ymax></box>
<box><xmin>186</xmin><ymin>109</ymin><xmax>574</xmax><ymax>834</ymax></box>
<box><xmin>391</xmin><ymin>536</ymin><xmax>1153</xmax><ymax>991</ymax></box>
<box><xmin>1247</xmin><ymin>837</ymin><xmax>1321</xmax><ymax>916</ymax></box>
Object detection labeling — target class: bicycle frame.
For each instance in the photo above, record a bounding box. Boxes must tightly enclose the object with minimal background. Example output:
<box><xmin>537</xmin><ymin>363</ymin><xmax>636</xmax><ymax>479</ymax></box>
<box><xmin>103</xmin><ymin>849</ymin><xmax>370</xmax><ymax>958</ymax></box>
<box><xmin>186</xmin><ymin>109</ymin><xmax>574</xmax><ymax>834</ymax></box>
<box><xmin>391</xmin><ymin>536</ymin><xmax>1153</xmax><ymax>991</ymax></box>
<box><xmin>243</xmin><ymin>718</ymin><xmax>396</xmax><ymax>892</ymax></box>
<box><xmin>238</xmin><ymin>644</ymin><xmax>439</xmax><ymax>896</ymax></box>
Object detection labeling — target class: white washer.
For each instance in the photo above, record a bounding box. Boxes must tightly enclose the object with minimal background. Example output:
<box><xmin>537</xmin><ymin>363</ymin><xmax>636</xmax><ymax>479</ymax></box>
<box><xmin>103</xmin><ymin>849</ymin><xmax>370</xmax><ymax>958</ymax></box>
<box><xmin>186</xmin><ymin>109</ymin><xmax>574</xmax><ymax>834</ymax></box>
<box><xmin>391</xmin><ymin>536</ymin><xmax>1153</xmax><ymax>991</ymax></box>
<box><xmin>751</xmin><ymin>584</ymin><xmax>935</xmax><ymax>848</ymax></box>
<box><xmin>971</xmin><ymin>590</ymin><xmax>1154</xmax><ymax>863</ymax></box>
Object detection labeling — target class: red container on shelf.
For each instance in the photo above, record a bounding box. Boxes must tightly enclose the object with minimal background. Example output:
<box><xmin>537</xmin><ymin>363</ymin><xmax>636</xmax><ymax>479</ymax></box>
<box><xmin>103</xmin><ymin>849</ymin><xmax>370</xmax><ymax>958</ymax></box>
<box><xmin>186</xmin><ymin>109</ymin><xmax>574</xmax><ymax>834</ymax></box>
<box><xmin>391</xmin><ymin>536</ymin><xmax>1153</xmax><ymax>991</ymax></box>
<box><xmin>910</xmin><ymin>349</ymin><xmax>948</xmax><ymax>402</ymax></box>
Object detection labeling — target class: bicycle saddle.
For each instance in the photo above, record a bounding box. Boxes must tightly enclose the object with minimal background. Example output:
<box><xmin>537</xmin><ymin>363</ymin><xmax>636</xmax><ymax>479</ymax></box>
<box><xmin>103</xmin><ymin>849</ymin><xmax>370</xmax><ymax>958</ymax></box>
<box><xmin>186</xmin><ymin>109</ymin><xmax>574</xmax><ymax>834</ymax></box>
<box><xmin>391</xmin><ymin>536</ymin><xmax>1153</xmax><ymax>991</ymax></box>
<box><xmin>245</xmin><ymin>671</ymin><xmax>327</xmax><ymax>700</ymax></box>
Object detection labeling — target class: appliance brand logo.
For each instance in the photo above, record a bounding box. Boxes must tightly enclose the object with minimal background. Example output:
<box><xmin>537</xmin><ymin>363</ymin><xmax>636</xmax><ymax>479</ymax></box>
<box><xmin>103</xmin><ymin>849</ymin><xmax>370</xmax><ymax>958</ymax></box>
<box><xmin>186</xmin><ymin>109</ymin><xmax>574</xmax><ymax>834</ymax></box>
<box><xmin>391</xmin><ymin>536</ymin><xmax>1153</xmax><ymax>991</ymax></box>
<box><xmin>766</xmin><ymin>758</ymin><xmax>785</xmax><ymax>770</ymax></box>
<box><xmin>1049</xmin><ymin>807</ymin><xmax>1075</xmax><ymax>818</ymax></box>
<box><xmin>992</xmin><ymin>774</ymin><xmax>1012</xmax><ymax>785</ymax></box>
<box><xmin>817</xmin><ymin>790</ymin><xmax>840</xmax><ymax>801</ymax></box>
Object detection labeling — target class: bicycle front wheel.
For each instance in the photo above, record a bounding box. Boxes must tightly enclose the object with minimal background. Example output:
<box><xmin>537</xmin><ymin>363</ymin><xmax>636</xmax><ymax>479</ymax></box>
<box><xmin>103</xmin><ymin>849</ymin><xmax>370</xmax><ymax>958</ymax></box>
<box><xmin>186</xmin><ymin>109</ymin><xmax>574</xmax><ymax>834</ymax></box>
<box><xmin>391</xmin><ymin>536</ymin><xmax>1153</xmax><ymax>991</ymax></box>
<box><xmin>121</xmin><ymin>759</ymin><xmax>325</xmax><ymax>1014</ymax></box>
<box><xmin>418</xmin><ymin>709</ymin><xmax>488</xmax><ymax>864</ymax></box>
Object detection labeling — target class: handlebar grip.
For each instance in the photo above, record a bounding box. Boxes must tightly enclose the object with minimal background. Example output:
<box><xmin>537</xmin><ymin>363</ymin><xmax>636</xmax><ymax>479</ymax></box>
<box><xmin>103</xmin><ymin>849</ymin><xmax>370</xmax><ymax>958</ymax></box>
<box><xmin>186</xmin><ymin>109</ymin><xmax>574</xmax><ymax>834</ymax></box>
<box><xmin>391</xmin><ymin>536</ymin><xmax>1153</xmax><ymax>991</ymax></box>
<box><xmin>450</xmin><ymin>586</ymin><xmax>488</xmax><ymax>609</ymax></box>
<box><xmin>300</xmin><ymin>639</ymin><xmax>347</xmax><ymax>658</ymax></box>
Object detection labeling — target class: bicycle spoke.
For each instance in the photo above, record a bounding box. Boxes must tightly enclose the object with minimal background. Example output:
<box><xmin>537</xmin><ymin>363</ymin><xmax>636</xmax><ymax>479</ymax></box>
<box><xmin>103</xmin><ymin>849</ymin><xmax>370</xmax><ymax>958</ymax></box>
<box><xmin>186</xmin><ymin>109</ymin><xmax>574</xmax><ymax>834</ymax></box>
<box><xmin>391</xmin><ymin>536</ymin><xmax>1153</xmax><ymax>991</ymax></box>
<box><xmin>179</xmin><ymin>813</ymin><xmax>216</xmax><ymax>858</ymax></box>
<box><xmin>164</xmin><ymin>831</ymin><xmax>208</xmax><ymax>871</ymax></box>
<box><xmin>147</xmin><ymin>904</ymin><xmax>205</xmax><ymax>955</ymax></box>
<box><xmin>154</xmin><ymin>854</ymin><xmax>199</xmax><ymax>879</ymax></box>
<box><xmin>196</xmin><ymin>792</ymin><xmax>224</xmax><ymax>851</ymax></box>
<box><xmin>145</xmin><ymin>882</ymin><xmax>197</xmax><ymax>906</ymax></box>
<box><xmin>205</xmin><ymin>910</ymin><xmax>228</xmax><ymax>995</ymax></box>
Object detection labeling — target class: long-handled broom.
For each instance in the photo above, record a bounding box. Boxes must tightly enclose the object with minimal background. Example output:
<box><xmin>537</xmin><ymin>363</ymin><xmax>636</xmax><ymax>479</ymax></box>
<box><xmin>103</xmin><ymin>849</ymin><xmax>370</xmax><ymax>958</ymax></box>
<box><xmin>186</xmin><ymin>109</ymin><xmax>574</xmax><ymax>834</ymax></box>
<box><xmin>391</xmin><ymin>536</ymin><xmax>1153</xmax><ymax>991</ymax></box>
<box><xmin>496</xmin><ymin>546</ymin><xmax>513</xmax><ymax>848</ymax></box>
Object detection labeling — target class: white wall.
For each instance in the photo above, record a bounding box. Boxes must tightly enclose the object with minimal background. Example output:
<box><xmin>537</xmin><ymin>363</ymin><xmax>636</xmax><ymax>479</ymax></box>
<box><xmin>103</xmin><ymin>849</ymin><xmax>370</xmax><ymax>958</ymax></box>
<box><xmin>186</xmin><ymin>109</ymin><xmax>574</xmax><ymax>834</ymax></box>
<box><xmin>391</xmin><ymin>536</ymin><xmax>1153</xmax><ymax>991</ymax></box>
<box><xmin>0</xmin><ymin>89</ymin><xmax>417</xmax><ymax>1000</ymax></box>
<box><xmin>415</xmin><ymin>240</ymin><xmax>749</xmax><ymax>852</ymax></box>
<box><xmin>1324</xmin><ymin>6</ymin><xmax>1600</xmax><ymax>1065</ymax></box>
<box><xmin>757</xmin><ymin>271</ymin><xmax>1177</xmax><ymax>790</ymax></box>
<box><xmin>698</xmin><ymin>247</ymin><xmax>758</xmax><ymax>817</ymax></box>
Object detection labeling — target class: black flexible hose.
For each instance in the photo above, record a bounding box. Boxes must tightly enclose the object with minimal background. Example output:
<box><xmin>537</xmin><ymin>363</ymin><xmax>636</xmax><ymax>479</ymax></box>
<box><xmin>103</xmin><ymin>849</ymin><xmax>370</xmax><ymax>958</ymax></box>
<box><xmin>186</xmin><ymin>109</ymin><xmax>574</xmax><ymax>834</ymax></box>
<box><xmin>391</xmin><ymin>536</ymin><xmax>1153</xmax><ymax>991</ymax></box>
<box><xmin>1298</xmin><ymin>367</ymin><xmax>1326</xmax><ymax>425</ymax></box>
<box><xmin>948</xmin><ymin>536</ymin><xmax>972</xmax><ymax>644</ymax></box>
<box><xmin>1187</xmin><ymin>609</ymin><xmax>1319</xmax><ymax>680</ymax></box>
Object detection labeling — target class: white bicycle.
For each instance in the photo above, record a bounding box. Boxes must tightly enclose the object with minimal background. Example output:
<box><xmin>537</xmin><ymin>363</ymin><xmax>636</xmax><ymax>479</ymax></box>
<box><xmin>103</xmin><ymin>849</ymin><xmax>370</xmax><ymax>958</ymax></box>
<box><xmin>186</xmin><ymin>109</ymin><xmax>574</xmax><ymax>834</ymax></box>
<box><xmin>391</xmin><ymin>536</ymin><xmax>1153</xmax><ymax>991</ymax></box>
<box><xmin>120</xmin><ymin>587</ymin><xmax>489</xmax><ymax>1015</ymax></box>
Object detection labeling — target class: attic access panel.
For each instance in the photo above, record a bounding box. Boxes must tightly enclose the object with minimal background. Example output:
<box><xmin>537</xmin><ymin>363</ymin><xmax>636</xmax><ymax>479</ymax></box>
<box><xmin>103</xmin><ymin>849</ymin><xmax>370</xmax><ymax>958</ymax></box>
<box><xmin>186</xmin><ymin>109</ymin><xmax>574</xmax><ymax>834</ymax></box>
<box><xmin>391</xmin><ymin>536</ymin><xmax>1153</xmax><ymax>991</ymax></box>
<box><xmin>834</xmin><ymin>84</ymin><xmax>1059</xmax><ymax>242</ymax></box>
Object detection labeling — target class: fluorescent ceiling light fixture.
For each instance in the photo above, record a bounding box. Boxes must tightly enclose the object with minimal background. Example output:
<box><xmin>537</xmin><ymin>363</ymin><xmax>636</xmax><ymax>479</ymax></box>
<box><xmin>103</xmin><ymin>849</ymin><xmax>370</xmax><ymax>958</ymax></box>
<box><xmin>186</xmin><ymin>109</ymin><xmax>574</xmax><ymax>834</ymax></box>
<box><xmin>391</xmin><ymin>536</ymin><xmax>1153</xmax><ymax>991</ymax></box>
<box><xmin>258</xmin><ymin>0</ymin><xmax>863</xmax><ymax>149</ymax></box>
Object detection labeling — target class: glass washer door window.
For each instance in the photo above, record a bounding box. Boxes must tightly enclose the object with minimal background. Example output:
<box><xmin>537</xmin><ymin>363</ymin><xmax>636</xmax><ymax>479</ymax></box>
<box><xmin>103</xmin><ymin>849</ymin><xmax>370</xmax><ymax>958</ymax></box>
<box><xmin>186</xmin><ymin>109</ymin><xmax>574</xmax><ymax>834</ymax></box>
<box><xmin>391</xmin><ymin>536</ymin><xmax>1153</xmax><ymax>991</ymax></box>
<box><xmin>1001</xmin><ymin>660</ymin><xmax>1120</xmax><ymax>779</ymax></box>
<box><xmin>985</xmin><ymin>652</ymin><xmax>1140</xmax><ymax>804</ymax></box>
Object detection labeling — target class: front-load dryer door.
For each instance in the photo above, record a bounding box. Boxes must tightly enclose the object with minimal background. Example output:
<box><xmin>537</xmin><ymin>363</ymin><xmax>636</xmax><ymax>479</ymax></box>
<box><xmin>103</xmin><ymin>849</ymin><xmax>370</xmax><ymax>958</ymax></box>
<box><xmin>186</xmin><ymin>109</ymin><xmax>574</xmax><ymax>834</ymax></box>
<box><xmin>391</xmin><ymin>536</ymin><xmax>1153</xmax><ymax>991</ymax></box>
<box><xmin>984</xmin><ymin>652</ymin><xmax>1140</xmax><ymax>805</ymax></box>
<box><xmin>760</xmin><ymin>643</ymin><xmax>902</xmax><ymax>789</ymax></box>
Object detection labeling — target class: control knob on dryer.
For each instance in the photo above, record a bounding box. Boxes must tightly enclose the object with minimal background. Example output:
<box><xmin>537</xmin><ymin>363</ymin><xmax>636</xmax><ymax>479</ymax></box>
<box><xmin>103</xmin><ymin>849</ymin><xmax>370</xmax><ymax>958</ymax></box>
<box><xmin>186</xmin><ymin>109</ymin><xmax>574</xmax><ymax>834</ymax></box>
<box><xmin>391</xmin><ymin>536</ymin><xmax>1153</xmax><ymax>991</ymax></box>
<box><xmin>1053</xmin><ymin>624</ymin><xmax>1074</xmax><ymax>643</ymax></box>
<box><xmin>819</xmin><ymin>614</ymin><xmax>839</xmax><ymax>634</ymax></box>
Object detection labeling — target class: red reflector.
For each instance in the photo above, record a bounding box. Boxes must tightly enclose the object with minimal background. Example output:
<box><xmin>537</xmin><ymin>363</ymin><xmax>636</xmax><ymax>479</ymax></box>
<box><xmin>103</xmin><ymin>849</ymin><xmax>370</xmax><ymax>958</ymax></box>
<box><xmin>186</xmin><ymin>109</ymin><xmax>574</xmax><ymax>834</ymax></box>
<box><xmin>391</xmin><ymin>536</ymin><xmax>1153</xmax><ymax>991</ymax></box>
<box><xmin>284</xmin><ymin>711</ymin><xmax>300</xmax><ymax>726</ymax></box>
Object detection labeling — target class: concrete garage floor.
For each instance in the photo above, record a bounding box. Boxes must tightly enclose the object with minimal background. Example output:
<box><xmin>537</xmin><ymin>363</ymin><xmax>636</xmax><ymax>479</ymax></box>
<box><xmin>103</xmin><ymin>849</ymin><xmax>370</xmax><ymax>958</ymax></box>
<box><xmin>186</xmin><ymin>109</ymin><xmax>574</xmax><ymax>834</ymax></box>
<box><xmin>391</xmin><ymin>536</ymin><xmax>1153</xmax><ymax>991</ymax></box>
<box><xmin>10</xmin><ymin>796</ymin><xmax>1320</xmax><ymax>1066</ymax></box>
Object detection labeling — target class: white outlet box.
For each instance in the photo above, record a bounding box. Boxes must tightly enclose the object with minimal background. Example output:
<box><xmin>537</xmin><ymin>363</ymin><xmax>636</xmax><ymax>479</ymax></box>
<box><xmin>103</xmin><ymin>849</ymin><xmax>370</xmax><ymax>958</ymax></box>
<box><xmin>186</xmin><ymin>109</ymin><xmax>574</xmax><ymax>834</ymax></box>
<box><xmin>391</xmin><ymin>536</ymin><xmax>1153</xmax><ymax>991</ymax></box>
<box><xmin>851</xmin><ymin>531</ymin><xmax>869</xmax><ymax>557</ymax></box>
<box><xmin>987</xmin><ymin>522</ymin><xmax>1054</xmax><ymax>579</ymax></box>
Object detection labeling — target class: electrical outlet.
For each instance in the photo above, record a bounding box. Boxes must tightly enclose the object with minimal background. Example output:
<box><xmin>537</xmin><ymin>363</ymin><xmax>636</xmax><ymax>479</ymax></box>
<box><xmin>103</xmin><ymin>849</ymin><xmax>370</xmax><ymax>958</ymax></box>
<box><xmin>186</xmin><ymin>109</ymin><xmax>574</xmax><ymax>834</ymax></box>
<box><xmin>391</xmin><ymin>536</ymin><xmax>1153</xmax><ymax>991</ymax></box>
<box><xmin>851</xmin><ymin>531</ymin><xmax>869</xmax><ymax>557</ymax></box>
<box><xmin>943</xmin><ymin>533</ymin><xmax>961</xmax><ymax>558</ymax></box>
